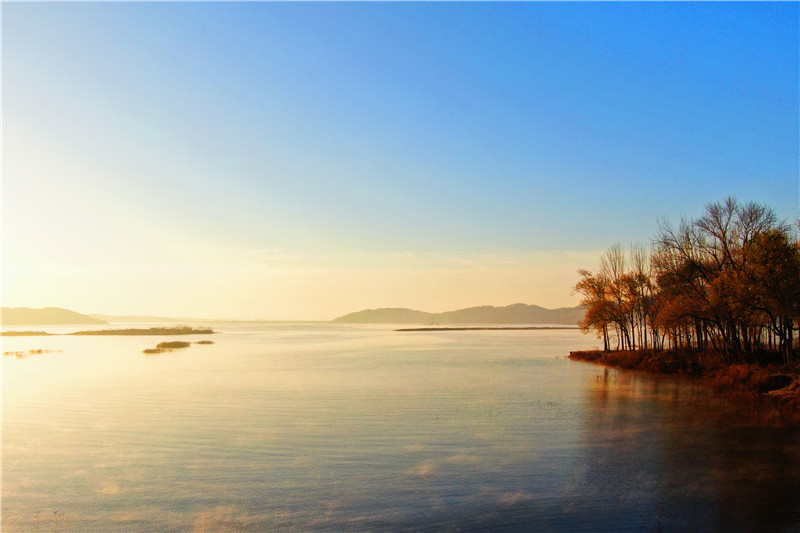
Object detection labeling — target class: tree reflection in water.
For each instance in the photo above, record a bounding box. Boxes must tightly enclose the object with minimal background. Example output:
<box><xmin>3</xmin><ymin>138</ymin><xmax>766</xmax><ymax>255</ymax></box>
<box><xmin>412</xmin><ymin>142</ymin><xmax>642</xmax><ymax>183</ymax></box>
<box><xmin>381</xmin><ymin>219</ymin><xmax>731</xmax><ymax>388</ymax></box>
<box><xmin>583</xmin><ymin>368</ymin><xmax>800</xmax><ymax>532</ymax></box>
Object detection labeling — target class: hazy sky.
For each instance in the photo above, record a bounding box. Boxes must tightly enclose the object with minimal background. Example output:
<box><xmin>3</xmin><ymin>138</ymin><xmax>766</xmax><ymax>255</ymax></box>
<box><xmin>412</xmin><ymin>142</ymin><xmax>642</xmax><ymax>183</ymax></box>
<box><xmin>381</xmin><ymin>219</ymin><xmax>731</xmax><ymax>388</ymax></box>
<box><xmin>2</xmin><ymin>2</ymin><xmax>798</xmax><ymax>320</ymax></box>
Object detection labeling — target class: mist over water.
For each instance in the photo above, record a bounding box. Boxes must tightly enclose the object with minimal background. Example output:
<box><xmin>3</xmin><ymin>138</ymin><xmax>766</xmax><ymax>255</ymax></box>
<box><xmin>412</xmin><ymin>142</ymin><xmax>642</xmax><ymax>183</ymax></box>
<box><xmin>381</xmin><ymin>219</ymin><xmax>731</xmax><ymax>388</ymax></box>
<box><xmin>3</xmin><ymin>324</ymin><xmax>799</xmax><ymax>532</ymax></box>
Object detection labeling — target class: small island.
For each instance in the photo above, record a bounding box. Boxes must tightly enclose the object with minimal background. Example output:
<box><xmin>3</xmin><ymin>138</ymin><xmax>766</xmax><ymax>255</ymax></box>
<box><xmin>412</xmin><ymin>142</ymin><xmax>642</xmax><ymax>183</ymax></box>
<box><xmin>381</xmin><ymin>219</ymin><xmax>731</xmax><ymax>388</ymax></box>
<box><xmin>2</xmin><ymin>326</ymin><xmax>215</xmax><ymax>337</ymax></box>
<box><xmin>143</xmin><ymin>339</ymin><xmax>214</xmax><ymax>354</ymax></box>
<box><xmin>1</xmin><ymin>330</ymin><xmax>53</xmax><ymax>336</ymax></box>
<box><xmin>71</xmin><ymin>326</ymin><xmax>214</xmax><ymax>336</ymax></box>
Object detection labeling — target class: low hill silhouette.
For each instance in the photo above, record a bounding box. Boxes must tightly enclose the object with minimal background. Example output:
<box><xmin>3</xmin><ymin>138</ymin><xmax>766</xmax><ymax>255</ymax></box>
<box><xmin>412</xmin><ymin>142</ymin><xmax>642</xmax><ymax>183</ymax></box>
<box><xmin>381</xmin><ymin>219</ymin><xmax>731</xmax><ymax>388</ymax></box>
<box><xmin>1</xmin><ymin>307</ymin><xmax>107</xmax><ymax>325</ymax></box>
<box><xmin>333</xmin><ymin>304</ymin><xmax>585</xmax><ymax>325</ymax></box>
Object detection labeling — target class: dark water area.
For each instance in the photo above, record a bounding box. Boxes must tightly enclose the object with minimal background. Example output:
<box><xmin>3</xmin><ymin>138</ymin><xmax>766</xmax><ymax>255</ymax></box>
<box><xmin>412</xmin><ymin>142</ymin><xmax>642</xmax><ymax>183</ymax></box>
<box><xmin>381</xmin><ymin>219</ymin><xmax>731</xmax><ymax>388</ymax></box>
<box><xmin>571</xmin><ymin>370</ymin><xmax>800</xmax><ymax>533</ymax></box>
<box><xmin>3</xmin><ymin>324</ymin><xmax>799</xmax><ymax>532</ymax></box>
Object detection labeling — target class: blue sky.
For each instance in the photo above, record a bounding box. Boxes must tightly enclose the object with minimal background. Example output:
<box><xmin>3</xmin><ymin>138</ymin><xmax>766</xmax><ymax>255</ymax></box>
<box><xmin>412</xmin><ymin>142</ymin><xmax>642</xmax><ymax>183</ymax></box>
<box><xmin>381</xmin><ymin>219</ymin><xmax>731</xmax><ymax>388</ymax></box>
<box><xmin>2</xmin><ymin>2</ymin><xmax>798</xmax><ymax>319</ymax></box>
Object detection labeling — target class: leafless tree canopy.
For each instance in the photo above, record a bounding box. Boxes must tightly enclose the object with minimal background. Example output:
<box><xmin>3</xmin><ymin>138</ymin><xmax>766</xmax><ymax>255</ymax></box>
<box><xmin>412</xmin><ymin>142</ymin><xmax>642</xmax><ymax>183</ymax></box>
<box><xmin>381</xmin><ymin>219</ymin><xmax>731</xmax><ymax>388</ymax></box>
<box><xmin>575</xmin><ymin>198</ymin><xmax>800</xmax><ymax>362</ymax></box>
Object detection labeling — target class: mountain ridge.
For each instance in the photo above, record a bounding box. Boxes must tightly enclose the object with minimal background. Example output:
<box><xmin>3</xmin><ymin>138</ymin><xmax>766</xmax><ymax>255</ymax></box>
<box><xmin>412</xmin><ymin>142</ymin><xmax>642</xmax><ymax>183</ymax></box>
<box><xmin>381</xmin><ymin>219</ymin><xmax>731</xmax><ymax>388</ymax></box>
<box><xmin>333</xmin><ymin>303</ymin><xmax>585</xmax><ymax>325</ymax></box>
<box><xmin>1</xmin><ymin>307</ymin><xmax>107</xmax><ymax>325</ymax></box>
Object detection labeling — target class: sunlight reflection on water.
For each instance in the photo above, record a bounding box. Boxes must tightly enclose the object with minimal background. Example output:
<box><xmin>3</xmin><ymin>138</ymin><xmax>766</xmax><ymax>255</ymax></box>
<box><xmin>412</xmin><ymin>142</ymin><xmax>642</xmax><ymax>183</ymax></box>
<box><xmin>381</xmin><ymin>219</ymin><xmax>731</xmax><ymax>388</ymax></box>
<box><xmin>3</xmin><ymin>324</ymin><xmax>799</xmax><ymax>531</ymax></box>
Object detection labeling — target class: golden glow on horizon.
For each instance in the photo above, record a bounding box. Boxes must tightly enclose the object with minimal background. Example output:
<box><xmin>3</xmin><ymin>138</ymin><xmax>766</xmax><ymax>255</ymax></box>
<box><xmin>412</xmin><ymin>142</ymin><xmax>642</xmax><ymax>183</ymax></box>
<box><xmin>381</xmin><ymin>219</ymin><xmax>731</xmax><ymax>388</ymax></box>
<box><xmin>0</xmin><ymin>133</ymin><xmax>599</xmax><ymax>321</ymax></box>
<box><xmin>1</xmin><ymin>246</ymin><xmax>598</xmax><ymax>321</ymax></box>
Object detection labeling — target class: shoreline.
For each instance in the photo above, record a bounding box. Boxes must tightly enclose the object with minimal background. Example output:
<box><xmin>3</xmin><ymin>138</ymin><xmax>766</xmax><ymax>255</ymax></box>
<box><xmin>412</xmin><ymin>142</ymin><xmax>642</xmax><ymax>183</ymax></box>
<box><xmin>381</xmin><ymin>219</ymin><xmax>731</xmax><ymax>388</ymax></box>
<box><xmin>397</xmin><ymin>326</ymin><xmax>579</xmax><ymax>332</ymax></box>
<box><xmin>569</xmin><ymin>349</ymin><xmax>800</xmax><ymax>427</ymax></box>
<box><xmin>1</xmin><ymin>326</ymin><xmax>214</xmax><ymax>336</ymax></box>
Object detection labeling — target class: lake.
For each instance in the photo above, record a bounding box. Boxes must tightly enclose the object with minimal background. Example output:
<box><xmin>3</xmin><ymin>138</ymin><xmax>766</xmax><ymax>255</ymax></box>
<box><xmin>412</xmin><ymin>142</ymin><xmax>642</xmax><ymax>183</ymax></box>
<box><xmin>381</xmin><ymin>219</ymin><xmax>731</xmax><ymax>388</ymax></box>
<box><xmin>3</xmin><ymin>324</ymin><xmax>799</xmax><ymax>532</ymax></box>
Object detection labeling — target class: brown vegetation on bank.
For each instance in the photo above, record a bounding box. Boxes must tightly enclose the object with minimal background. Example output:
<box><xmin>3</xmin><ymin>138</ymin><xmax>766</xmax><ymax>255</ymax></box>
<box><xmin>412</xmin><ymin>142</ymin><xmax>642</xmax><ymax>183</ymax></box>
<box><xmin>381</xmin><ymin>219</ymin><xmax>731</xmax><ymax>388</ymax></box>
<box><xmin>569</xmin><ymin>349</ymin><xmax>800</xmax><ymax>426</ymax></box>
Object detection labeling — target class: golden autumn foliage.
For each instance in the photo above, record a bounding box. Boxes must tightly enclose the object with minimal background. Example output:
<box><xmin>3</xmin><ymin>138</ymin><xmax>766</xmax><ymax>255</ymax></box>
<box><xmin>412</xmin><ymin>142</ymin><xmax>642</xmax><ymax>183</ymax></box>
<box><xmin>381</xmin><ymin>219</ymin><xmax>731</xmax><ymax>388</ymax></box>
<box><xmin>575</xmin><ymin>198</ymin><xmax>800</xmax><ymax>363</ymax></box>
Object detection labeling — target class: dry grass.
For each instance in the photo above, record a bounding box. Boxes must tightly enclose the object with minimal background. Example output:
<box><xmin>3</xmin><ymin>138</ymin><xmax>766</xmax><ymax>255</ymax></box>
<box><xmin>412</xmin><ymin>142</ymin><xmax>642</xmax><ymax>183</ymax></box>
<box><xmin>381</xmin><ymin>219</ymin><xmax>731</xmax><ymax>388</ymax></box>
<box><xmin>568</xmin><ymin>349</ymin><xmax>709</xmax><ymax>376</ymax></box>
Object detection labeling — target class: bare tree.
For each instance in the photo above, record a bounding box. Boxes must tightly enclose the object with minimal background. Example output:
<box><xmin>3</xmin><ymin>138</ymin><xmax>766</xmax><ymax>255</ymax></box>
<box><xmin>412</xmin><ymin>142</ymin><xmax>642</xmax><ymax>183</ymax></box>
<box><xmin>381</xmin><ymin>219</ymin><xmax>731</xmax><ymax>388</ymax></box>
<box><xmin>577</xmin><ymin>198</ymin><xmax>798</xmax><ymax>362</ymax></box>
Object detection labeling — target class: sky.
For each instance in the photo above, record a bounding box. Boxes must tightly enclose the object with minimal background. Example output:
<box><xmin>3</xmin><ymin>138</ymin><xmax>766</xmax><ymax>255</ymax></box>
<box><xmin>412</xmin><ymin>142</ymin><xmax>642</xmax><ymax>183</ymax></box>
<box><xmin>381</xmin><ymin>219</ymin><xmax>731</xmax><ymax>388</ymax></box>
<box><xmin>2</xmin><ymin>2</ymin><xmax>798</xmax><ymax>321</ymax></box>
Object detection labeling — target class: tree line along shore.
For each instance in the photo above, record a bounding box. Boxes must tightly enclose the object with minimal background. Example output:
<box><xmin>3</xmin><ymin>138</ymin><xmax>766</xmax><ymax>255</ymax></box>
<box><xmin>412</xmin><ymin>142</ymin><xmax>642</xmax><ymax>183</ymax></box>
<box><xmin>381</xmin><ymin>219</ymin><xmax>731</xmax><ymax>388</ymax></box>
<box><xmin>571</xmin><ymin>197</ymin><xmax>800</xmax><ymax>426</ymax></box>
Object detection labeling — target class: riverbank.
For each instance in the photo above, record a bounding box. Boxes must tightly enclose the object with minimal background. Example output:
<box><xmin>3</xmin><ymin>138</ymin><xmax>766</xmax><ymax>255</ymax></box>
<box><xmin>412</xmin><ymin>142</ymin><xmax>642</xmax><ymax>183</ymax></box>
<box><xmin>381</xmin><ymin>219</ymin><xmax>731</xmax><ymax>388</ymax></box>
<box><xmin>569</xmin><ymin>349</ymin><xmax>800</xmax><ymax>427</ymax></box>
<box><xmin>397</xmin><ymin>326</ymin><xmax>578</xmax><ymax>331</ymax></box>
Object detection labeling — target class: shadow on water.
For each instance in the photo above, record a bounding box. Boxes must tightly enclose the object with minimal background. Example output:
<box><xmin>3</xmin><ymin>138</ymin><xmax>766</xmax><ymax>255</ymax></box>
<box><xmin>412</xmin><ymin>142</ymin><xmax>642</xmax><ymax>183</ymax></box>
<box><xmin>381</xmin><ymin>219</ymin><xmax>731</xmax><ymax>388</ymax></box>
<box><xmin>578</xmin><ymin>368</ymin><xmax>800</xmax><ymax>532</ymax></box>
<box><xmin>391</xmin><ymin>369</ymin><xmax>800</xmax><ymax>533</ymax></box>
<box><xmin>283</xmin><ymin>373</ymin><xmax>800</xmax><ymax>533</ymax></box>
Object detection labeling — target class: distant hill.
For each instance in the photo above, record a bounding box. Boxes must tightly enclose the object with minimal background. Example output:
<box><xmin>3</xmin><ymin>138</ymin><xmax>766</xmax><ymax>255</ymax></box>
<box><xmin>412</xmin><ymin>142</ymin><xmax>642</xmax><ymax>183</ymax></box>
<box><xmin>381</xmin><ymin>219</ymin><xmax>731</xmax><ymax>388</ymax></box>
<box><xmin>333</xmin><ymin>304</ymin><xmax>585</xmax><ymax>325</ymax></box>
<box><xmin>1</xmin><ymin>307</ymin><xmax>107</xmax><ymax>325</ymax></box>
<box><xmin>333</xmin><ymin>308</ymin><xmax>436</xmax><ymax>324</ymax></box>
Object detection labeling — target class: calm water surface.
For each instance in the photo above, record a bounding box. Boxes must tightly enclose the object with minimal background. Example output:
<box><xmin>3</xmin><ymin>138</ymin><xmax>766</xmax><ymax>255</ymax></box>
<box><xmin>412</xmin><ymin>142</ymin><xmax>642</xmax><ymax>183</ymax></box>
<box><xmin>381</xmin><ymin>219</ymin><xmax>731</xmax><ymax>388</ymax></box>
<box><xmin>3</xmin><ymin>324</ymin><xmax>799</xmax><ymax>532</ymax></box>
